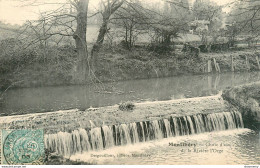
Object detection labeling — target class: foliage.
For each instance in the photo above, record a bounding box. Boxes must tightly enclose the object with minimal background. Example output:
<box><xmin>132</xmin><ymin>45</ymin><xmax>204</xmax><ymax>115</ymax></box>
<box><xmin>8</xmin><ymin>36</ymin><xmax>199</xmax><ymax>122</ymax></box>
<box><xmin>223</xmin><ymin>24</ymin><xmax>239</xmax><ymax>47</ymax></box>
<box><xmin>227</xmin><ymin>0</ymin><xmax>260</xmax><ymax>45</ymax></box>
<box><xmin>0</xmin><ymin>38</ymin><xmax>77</xmax><ymax>90</ymax></box>
<box><xmin>1</xmin><ymin>0</ymin><xmax>260</xmax><ymax>91</ymax></box>
<box><xmin>148</xmin><ymin>42</ymin><xmax>173</xmax><ymax>54</ymax></box>
<box><xmin>149</xmin><ymin>1</ymin><xmax>192</xmax><ymax>46</ymax></box>
<box><xmin>192</xmin><ymin>0</ymin><xmax>223</xmax><ymax>44</ymax></box>
<box><xmin>222</xmin><ymin>82</ymin><xmax>260</xmax><ymax>128</ymax></box>
<box><xmin>193</xmin><ymin>0</ymin><xmax>223</xmax><ymax>27</ymax></box>
<box><xmin>112</xmin><ymin>1</ymin><xmax>150</xmax><ymax>50</ymax></box>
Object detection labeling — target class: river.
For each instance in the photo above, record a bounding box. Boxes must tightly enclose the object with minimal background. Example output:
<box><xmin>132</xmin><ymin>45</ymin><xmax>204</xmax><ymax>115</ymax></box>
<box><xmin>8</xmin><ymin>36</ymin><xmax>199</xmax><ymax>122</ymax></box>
<box><xmin>1</xmin><ymin>72</ymin><xmax>260</xmax><ymax>116</ymax></box>
<box><xmin>70</xmin><ymin>129</ymin><xmax>259</xmax><ymax>165</ymax></box>
<box><xmin>1</xmin><ymin>72</ymin><xmax>260</xmax><ymax>165</ymax></box>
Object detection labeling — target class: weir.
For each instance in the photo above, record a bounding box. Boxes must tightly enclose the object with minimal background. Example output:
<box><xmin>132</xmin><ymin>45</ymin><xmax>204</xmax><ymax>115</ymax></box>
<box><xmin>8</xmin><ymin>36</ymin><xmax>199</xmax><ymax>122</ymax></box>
<box><xmin>44</xmin><ymin>111</ymin><xmax>244</xmax><ymax>158</ymax></box>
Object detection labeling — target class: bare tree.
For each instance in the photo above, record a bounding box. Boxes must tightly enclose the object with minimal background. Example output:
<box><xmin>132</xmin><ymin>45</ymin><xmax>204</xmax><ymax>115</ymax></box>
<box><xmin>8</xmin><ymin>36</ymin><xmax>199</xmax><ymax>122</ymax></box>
<box><xmin>17</xmin><ymin>0</ymin><xmax>90</xmax><ymax>81</ymax></box>
<box><xmin>228</xmin><ymin>0</ymin><xmax>260</xmax><ymax>46</ymax></box>
<box><xmin>71</xmin><ymin>0</ymin><xmax>89</xmax><ymax>80</ymax></box>
<box><xmin>92</xmin><ymin>0</ymin><xmax>124</xmax><ymax>53</ymax></box>
<box><xmin>90</xmin><ymin>0</ymin><xmax>124</xmax><ymax>71</ymax></box>
<box><xmin>112</xmin><ymin>2</ymin><xmax>150</xmax><ymax>50</ymax></box>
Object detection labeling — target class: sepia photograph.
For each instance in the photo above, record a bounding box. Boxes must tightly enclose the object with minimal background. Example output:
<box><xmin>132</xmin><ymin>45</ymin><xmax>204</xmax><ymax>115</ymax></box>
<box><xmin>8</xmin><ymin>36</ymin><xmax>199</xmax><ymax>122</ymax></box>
<box><xmin>0</xmin><ymin>0</ymin><xmax>259</xmax><ymax>166</ymax></box>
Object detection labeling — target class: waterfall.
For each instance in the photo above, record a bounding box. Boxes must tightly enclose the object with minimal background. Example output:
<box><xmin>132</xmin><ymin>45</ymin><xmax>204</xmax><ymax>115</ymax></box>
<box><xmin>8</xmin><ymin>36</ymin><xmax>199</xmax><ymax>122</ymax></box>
<box><xmin>45</xmin><ymin>111</ymin><xmax>244</xmax><ymax>158</ymax></box>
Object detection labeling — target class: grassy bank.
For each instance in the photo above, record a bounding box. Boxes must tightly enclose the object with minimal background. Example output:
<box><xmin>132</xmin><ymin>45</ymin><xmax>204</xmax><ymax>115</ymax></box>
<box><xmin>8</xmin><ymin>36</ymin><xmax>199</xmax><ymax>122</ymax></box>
<box><xmin>223</xmin><ymin>82</ymin><xmax>260</xmax><ymax>129</ymax></box>
<box><xmin>0</xmin><ymin>40</ymin><xmax>259</xmax><ymax>91</ymax></box>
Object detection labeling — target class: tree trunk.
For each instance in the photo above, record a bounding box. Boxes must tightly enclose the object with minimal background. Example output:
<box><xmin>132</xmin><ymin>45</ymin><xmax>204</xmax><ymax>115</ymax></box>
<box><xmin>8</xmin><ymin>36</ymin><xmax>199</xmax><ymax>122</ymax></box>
<box><xmin>90</xmin><ymin>17</ymin><xmax>109</xmax><ymax>73</ymax></box>
<box><xmin>125</xmin><ymin>26</ymin><xmax>128</xmax><ymax>44</ymax></box>
<box><xmin>73</xmin><ymin>0</ymin><xmax>89</xmax><ymax>82</ymax></box>
<box><xmin>129</xmin><ymin>27</ymin><xmax>132</xmax><ymax>49</ymax></box>
<box><xmin>90</xmin><ymin>0</ymin><xmax>124</xmax><ymax>72</ymax></box>
<box><xmin>91</xmin><ymin>17</ymin><xmax>109</xmax><ymax>56</ymax></box>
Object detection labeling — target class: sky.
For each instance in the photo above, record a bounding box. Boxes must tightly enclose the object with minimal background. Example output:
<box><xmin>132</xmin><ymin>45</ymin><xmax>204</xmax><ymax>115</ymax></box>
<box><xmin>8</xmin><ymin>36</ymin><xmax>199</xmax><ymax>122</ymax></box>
<box><xmin>0</xmin><ymin>0</ymin><xmax>235</xmax><ymax>25</ymax></box>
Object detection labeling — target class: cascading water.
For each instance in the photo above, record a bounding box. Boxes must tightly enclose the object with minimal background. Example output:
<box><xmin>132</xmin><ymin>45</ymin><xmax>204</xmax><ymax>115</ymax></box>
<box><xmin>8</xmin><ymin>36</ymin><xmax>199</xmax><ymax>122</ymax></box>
<box><xmin>44</xmin><ymin>111</ymin><xmax>244</xmax><ymax>158</ymax></box>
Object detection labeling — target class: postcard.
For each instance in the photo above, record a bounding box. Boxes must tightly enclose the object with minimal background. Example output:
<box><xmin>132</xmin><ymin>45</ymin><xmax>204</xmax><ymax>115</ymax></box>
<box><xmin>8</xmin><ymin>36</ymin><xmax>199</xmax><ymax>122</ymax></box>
<box><xmin>0</xmin><ymin>0</ymin><xmax>259</xmax><ymax>166</ymax></box>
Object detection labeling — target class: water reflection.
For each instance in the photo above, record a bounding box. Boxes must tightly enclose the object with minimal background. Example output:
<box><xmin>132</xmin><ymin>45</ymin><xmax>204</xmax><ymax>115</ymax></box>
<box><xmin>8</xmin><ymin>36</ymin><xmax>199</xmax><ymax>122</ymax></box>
<box><xmin>0</xmin><ymin>72</ymin><xmax>260</xmax><ymax>116</ymax></box>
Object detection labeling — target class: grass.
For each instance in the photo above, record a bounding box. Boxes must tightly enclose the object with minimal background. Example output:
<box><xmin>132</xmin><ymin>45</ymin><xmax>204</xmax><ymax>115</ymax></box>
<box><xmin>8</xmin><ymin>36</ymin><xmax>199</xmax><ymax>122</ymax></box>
<box><xmin>0</xmin><ymin>34</ymin><xmax>259</xmax><ymax>92</ymax></box>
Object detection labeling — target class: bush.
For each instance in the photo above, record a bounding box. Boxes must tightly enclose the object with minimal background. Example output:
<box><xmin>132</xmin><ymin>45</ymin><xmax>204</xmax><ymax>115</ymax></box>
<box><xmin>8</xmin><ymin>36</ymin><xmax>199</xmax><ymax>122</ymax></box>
<box><xmin>148</xmin><ymin>43</ymin><xmax>172</xmax><ymax>55</ymax></box>
<box><xmin>119</xmin><ymin>101</ymin><xmax>135</xmax><ymax>111</ymax></box>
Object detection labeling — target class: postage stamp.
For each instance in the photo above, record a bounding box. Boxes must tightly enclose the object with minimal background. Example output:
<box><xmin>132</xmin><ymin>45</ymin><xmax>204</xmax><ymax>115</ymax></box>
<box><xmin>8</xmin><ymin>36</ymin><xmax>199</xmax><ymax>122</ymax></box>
<box><xmin>1</xmin><ymin>129</ymin><xmax>45</xmax><ymax>165</ymax></box>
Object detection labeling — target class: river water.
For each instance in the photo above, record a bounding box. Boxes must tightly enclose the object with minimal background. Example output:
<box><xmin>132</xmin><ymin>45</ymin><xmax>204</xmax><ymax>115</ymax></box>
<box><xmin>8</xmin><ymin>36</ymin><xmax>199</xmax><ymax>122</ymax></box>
<box><xmin>1</xmin><ymin>72</ymin><xmax>260</xmax><ymax>116</ymax></box>
<box><xmin>70</xmin><ymin>129</ymin><xmax>259</xmax><ymax>165</ymax></box>
<box><xmin>1</xmin><ymin>72</ymin><xmax>260</xmax><ymax>165</ymax></box>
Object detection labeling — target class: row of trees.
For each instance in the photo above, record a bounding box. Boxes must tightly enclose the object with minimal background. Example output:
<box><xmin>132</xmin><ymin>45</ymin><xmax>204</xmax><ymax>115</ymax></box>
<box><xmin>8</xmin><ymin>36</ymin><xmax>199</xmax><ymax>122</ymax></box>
<box><xmin>5</xmin><ymin>0</ymin><xmax>260</xmax><ymax>82</ymax></box>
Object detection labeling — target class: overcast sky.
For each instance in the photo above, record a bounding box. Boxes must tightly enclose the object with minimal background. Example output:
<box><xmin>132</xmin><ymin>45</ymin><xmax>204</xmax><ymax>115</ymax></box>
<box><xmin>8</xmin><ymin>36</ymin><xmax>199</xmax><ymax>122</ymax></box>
<box><xmin>0</xmin><ymin>0</ymin><xmax>235</xmax><ymax>25</ymax></box>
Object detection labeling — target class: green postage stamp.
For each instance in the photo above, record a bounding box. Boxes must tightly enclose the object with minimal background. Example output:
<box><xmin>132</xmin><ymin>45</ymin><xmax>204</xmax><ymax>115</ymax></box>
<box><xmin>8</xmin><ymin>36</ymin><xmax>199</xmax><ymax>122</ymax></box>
<box><xmin>0</xmin><ymin>129</ymin><xmax>45</xmax><ymax>165</ymax></box>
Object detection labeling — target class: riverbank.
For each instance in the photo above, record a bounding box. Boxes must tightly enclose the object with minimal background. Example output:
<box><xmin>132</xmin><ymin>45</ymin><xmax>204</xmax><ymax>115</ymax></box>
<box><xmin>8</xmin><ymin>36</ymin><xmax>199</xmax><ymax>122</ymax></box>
<box><xmin>0</xmin><ymin>45</ymin><xmax>259</xmax><ymax>91</ymax></box>
<box><xmin>223</xmin><ymin>82</ymin><xmax>260</xmax><ymax>129</ymax></box>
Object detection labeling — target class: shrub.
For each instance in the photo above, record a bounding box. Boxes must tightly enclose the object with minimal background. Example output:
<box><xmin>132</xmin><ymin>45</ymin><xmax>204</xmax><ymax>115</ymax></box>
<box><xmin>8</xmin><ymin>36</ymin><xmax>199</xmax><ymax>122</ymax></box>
<box><xmin>148</xmin><ymin>43</ymin><xmax>172</xmax><ymax>55</ymax></box>
<box><xmin>118</xmin><ymin>101</ymin><xmax>135</xmax><ymax>111</ymax></box>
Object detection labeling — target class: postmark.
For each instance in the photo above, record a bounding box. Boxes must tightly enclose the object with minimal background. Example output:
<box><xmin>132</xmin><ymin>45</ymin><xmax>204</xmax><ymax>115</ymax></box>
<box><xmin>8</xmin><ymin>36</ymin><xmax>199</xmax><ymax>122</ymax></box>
<box><xmin>1</xmin><ymin>129</ymin><xmax>45</xmax><ymax>165</ymax></box>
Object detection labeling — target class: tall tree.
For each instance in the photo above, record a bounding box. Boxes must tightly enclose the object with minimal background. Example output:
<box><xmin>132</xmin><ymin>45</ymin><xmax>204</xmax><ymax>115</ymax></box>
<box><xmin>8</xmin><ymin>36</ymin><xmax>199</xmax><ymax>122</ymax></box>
<box><xmin>91</xmin><ymin>0</ymin><xmax>124</xmax><ymax>56</ymax></box>
<box><xmin>17</xmin><ymin>0</ymin><xmax>90</xmax><ymax>81</ymax></box>
<box><xmin>71</xmin><ymin>0</ymin><xmax>89</xmax><ymax>80</ymax></box>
